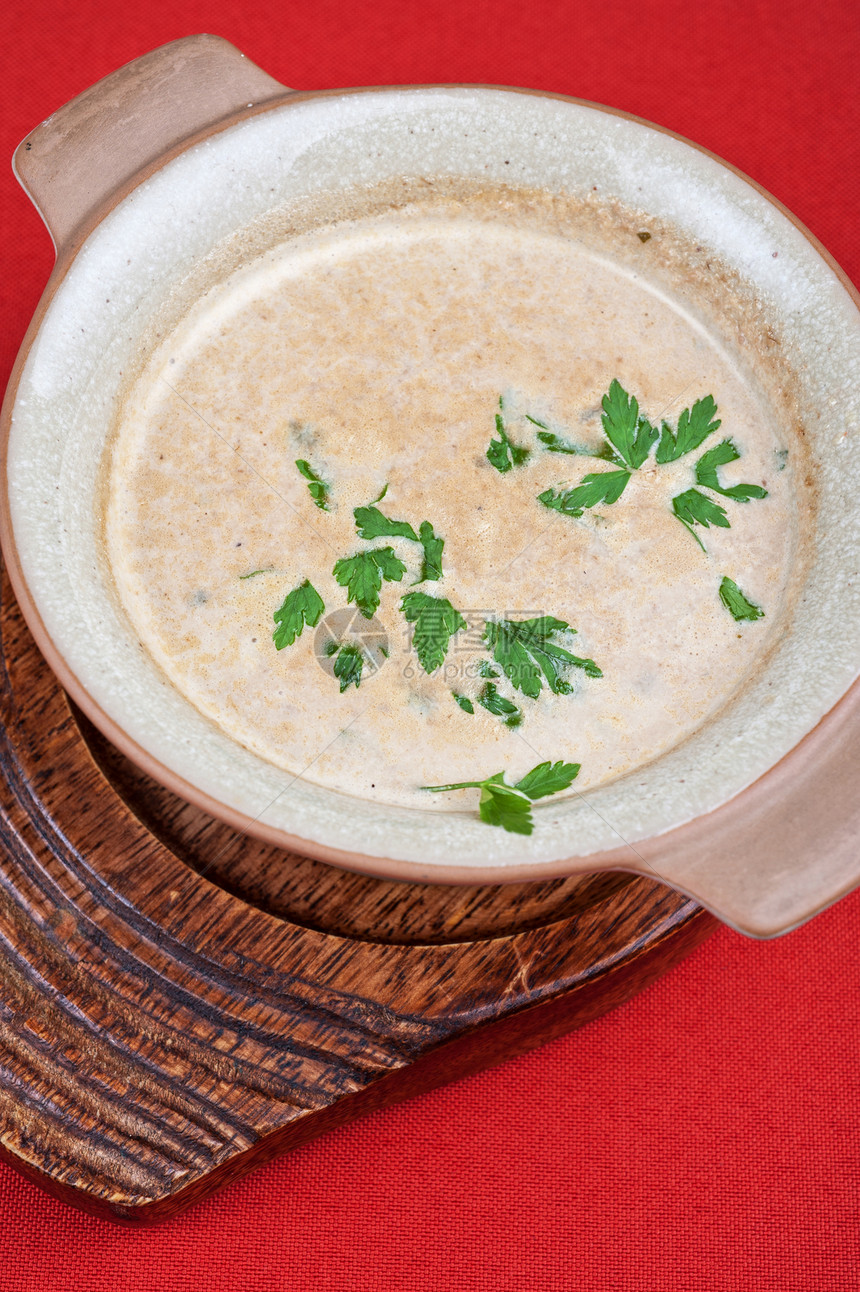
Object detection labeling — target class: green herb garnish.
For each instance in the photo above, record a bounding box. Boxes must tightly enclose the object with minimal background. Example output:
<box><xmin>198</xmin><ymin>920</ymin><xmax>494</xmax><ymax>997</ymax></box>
<box><xmin>354</xmin><ymin>505</ymin><xmax>418</xmax><ymax>542</ymax></box>
<box><xmin>333</xmin><ymin>548</ymin><xmax>406</xmax><ymax>618</ymax></box>
<box><xmin>655</xmin><ymin>395</ymin><xmax>721</xmax><ymax>463</ymax></box>
<box><xmin>272</xmin><ymin>579</ymin><xmax>325</xmax><ymax>649</ymax></box>
<box><xmin>332</xmin><ymin>643</ymin><xmax>365</xmax><ymax>691</ymax></box>
<box><xmin>484</xmin><ymin>616</ymin><xmax>602</xmax><ymax>699</ymax></box>
<box><xmin>477</xmin><ymin>659</ymin><xmax>500</xmax><ymax>679</ymax></box>
<box><xmin>534</xmin><ymin>383</ymin><xmax>730</xmax><ymax>525</ymax></box>
<box><xmin>401</xmin><ymin>591</ymin><xmax>467</xmax><ymax>673</ymax></box>
<box><xmin>453</xmin><ymin>692</ymin><xmax>475</xmax><ymax>714</ymax></box>
<box><xmin>536</xmin><ymin>432</ymin><xmax>588</xmax><ymax>455</ymax></box>
<box><xmin>240</xmin><ymin>567</ymin><xmax>274</xmax><ymax>580</ymax></box>
<box><xmin>671</xmin><ymin>489</ymin><xmax>730</xmax><ymax>549</ymax></box>
<box><xmin>719</xmin><ymin>577</ymin><xmax>765</xmax><ymax>622</ymax></box>
<box><xmin>527</xmin><ymin>412</ymin><xmax>594</xmax><ymax>456</ymax></box>
<box><xmin>423</xmin><ymin>760</ymin><xmax>581</xmax><ymax>835</ymax></box>
<box><xmin>417</xmin><ymin>521</ymin><xmax>444</xmax><ymax>582</ymax></box>
<box><xmin>353</xmin><ymin>506</ymin><xmax>444</xmax><ymax>583</ymax></box>
<box><xmin>538</xmin><ymin>468</ymin><xmax>630</xmax><ymax>517</ymax></box>
<box><xmin>600</xmin><ymin>378</ymin><xmax>659</xmax><ymax>470</ymax></box>
<box><xmin>295</xmin><ymin>459</ymin><xmax>330</xmax><ymax>510</ymax></box>
<box><xmin>487</xmin><ymin>399</ymin><xmax>530</xmax><ymax>473</ymax></box>
<box><xmin>695</xmin><ymin>440</ymin><xmax>768</xmax><ymax>502</ymax></box>
<box><xmin>478</xmin><ymin>682</ymin><xmax>522</xmax><ymax>726</ymax></box>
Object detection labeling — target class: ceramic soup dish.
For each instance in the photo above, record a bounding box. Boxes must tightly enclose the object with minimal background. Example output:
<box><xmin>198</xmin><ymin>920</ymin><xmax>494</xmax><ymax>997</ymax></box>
<box><xmin>3</xmin><ymin>36</ymin><xmax>860</xmax><ymax>936</ymax></box>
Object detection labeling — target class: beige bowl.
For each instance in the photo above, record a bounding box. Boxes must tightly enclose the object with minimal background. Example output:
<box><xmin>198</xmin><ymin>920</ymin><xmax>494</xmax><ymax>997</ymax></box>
<box><xmin>3</xmin><ymin>35</ymin><xmax>860</xmax><ymax>936</ymax></box>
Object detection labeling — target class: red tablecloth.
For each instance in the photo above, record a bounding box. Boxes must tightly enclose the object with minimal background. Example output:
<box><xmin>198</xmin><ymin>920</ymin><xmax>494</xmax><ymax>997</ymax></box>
<box><xmin>1</xmin><ymin>1</ymin><xmax>858</xmax><ymax>1287</ymax></box>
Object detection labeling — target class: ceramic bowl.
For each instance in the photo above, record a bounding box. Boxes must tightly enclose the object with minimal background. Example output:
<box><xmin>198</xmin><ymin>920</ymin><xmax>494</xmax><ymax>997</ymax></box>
<box><xmin>3</xmin><ymin>35</ymin><xmax>860</xmax><ymax>935</ymax></box>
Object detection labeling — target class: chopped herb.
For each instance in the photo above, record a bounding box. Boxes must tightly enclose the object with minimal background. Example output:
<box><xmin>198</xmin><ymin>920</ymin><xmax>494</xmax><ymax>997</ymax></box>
<box><xmin>354</xmin><ymin>505</ymin><xmax>445</xmax><ymax>582</ymax></box>
<box><xmin>422</xmin><ymin>760</ymin><xmax>581</xmax><ymax>835</ymax></box>
<box><xmin>526</xmin><ymin>414</ymin><xmax>590</xmax><ymax>455</ymax></box>
<box><xmin>695</xmin><ymin>439</ymin><xmax>768</xmax><ymax>501</ymax></box>
<box><xmin>484</xmin><ymin>616</ymin><xmax>602</xmax><ymax>699</ymax></box>
<box><xmin>332</xmin><ymin>643</ymin><xmax>365</xmax><ymax>691</ymax></box>
<box><xmin>534</xmin><ymin>429</ymin><xmax>589</xmax><ymax>455</ymax></box>
<box><xmin>333</xmin><ymin>548</ymin><xmax>406</xmax><ymax>618</ymax></box>
<box><xmin>671</xmin><ymin>488</ymin><xmax>730</xmax><ymax>549</ymax></box>
<box><xmin>295</xmin><ymin>459</ymin><xmax>330</xmax><ymax>510</ymax></box>
<box><xmin>354</xmin><ymin>505</ymin><xmax>418</xmax><ymax>542</ymax></box>
<box><xmin>239</xmin><ymin>567</ymin><xmax>274</xmax><ymax>580</ymax></box>
<box><xmin>477</xmin><ymin>659</ymin><xmax>500</xmax><ymax>679</ymax></box>
<box><xmin>487</xmin><ymin>400</ymin><xmax>530</xmax><ymax>473</ymax></box>
<box><xmin>775</xmin><ymin>449</ymin><xmax>789</xmax><ymax>471</ymax></box>
<box><xmin>538</xmin><ymin>468</ymin><xmax>630</xmax><ymax>517</ymax></box>
<box><xmin>478</xmin><ymin>682</ymin><xmax>522</xmax><ymax>724</ymax></box>
<box><xmin>655</xmin><ymin>395</ymin><xmax>721</xmax><ymax>463</ymax></box>
<box><xmin>401</xmin><ymin>591</ymin><xmax>467</xmax><ymax>673</ymax></box>
<box><xmin>453</xmin><ymin>692</ymin><xmax>475</xmax><ymax>714</ymax></box>
<box><xmin>601</xmin><ymin>379</ymin><xmax>658</xmax><ymax>469</ymax></box>
<box><xmin>272</xmin><ymin>579</ymin><xmax>325</xmax><ymax>649</ymax></box>
<box><xmin>371</xmin><ymin>482</ymin><xmax>389</xmax><ymax>503</ymax></box>
<box><xmin>324</xmin><ymin>639</ymin><xmax>339</xmax><ymax>657</ymax></box>
<box><xmin>514</xmin><ymin>759</ymin><xmax>582</xmax><ymax>799</ymax></box>
<box><xmin>719</xmin><ymin>576</ymin><xmax>765</xmax><ymax>622</ymax></box>
<box><xmin>417</xmin><ymin>520</ymin><xmax>444</xmax><ymax>582</ymax></box>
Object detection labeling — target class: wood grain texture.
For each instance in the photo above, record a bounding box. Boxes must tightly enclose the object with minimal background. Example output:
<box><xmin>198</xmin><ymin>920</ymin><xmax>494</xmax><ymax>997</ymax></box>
<box><xmin>0</xmin><ymin>565</ymin><xmax>716</xmax><ymax>1223</ymax></box>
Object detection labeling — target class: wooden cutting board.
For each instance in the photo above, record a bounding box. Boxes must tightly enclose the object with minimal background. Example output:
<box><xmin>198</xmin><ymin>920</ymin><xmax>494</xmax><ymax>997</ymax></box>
<box><xmin>0</xmin><ymin>564</ymin><xmax>716</xmax><ymax>1223</ymax></box>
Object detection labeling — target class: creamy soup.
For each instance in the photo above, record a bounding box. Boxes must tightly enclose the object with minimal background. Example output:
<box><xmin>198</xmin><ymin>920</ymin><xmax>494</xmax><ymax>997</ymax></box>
<box><xmin>105</xmin><ymin>203</ymin><xmax>797</xmax><ymax>810</ymax></box>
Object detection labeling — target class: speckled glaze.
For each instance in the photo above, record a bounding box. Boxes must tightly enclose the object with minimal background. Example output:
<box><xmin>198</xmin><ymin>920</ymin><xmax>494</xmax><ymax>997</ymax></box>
<box><xmin>3</xmin><ymin>37</ymin><xmax>860</xmax><ymax>935</ymax></box>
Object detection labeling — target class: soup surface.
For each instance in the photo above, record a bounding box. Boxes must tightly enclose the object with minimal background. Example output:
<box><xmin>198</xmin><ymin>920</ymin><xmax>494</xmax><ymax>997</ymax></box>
<box><xmin>106</xmin><ymin>203</ymin><xmax>797</xmax><ymax>810</ymax></box>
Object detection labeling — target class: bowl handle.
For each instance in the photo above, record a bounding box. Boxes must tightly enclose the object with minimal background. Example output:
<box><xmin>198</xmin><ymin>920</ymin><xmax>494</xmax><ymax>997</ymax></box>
<box><xmin>12</xmin><ymin>35</ymin><xmax>290</xmax><ymax>254</ymax></box>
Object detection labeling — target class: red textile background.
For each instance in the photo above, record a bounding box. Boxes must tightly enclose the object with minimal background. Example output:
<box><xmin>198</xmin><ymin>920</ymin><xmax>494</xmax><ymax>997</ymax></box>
<box><xmin>1</xmin><ymin>0</ymin><xmax>859</xmax><ymax>1287</ymax></box>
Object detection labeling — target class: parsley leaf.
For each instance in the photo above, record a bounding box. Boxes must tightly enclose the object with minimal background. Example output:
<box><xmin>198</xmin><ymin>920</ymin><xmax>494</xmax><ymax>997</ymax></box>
<box><xmin>719</xmin><ymin>576</ymin><xmax>765</xmax><ymax>622</ymax></box>
<box><xmin>695</xmin><ymin>440</ymin><xmax>768</xmax><ymax>502</ymax></box>
<box><xmin>333</xmin><ymin>548</ymin><xmax>406</xmax><ymax>618</ymax></box>
<box><xmin>476</xmin><ymin>779</ymin><xmax>534</xmax><ymax>833</ymax></box>
<box><xmin>478</xmin><ymin>682</ymin><xmax>522</xmax><ymax>727</ymax></box>
<box><xmin>477</xmin><ymin>660</ymin><xmax>500</xmax><ymax>679</ymax></box>
<box><xmin>453</xmin><ymin>692</ymin><xmax>475</xmax><ymax>714</ymax></box>
<box><xmin>538</xmin><ymin>468</ymin><xmax>630</xmax><ymax>517</ymax></box>
<box><xmin>354</xmin><ymin>505</ymin><xmax>418</xmax><ymax>542</ymax></box>
<box><xmin>655</xmin><ymin>395</ymin><xmax>721</xmax><ymax>463</ymax></box>
<box><xmin>422</xmin><ymin>760</ymin><xmax>580</xmax><ymax>835</ymax></box>
<box><xmin>272</xmin><ymin>579</ymin><xmax>325</xmax><ymax>649</ymax></box>
<box><xmin>295</xmin><ymin>459</ymin><xmax>330</xmax><ymax>510</ymax></box>
<box><xmin>417</xmin><ymin>521</ymin><xmax>444</xmax><ymax>582</ymax></box>
<box><xmin>535</xmin><ymin>430</ymin><xmax>588</xmax><ymax>454</ymax></box>
<box><xmin>425</xmin><ymin>771</ymin><xmax>532</xmax><ymax>834</ymax></box>
<box><xmin>484</xmin><ymin>616</ymin><xmax>602</xmax><ymax>699</ymax></box>
<box><xmin>524</xmin><ymin>414</ymin><xmax>587</xmax><ymax>456</ymax></box>
<box><xmin>332</xmin><ymin>643</ymin><xmax>365</xmax><ymax>691</ymax></box>
<box><xmin>354</xmin><ymin>506</ymin><xmax>444</xmax><ymax>583</ymax></box>
<box><xmin>671</xmin><ymin>489</ymin><xmax>730</xmax><ymax>548</ymax></box>
<box><xmin>514</xmin><ymin>760</ymin><xmax>581</xmax><ymax>799</ymax></box>
<box><xmin>488</xmin><ymin>402</ymin><xmax>530</xmax><ymax>473</ymax></box>
<box><xmin>401</xmin><ymin>591</ymin><xmax>467</xmax><ymax>672</ymax></box>
<box><xmin>601</xmin><ymin>379</ymin><xmax>658</xmax><ymax>469</ymax></box>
